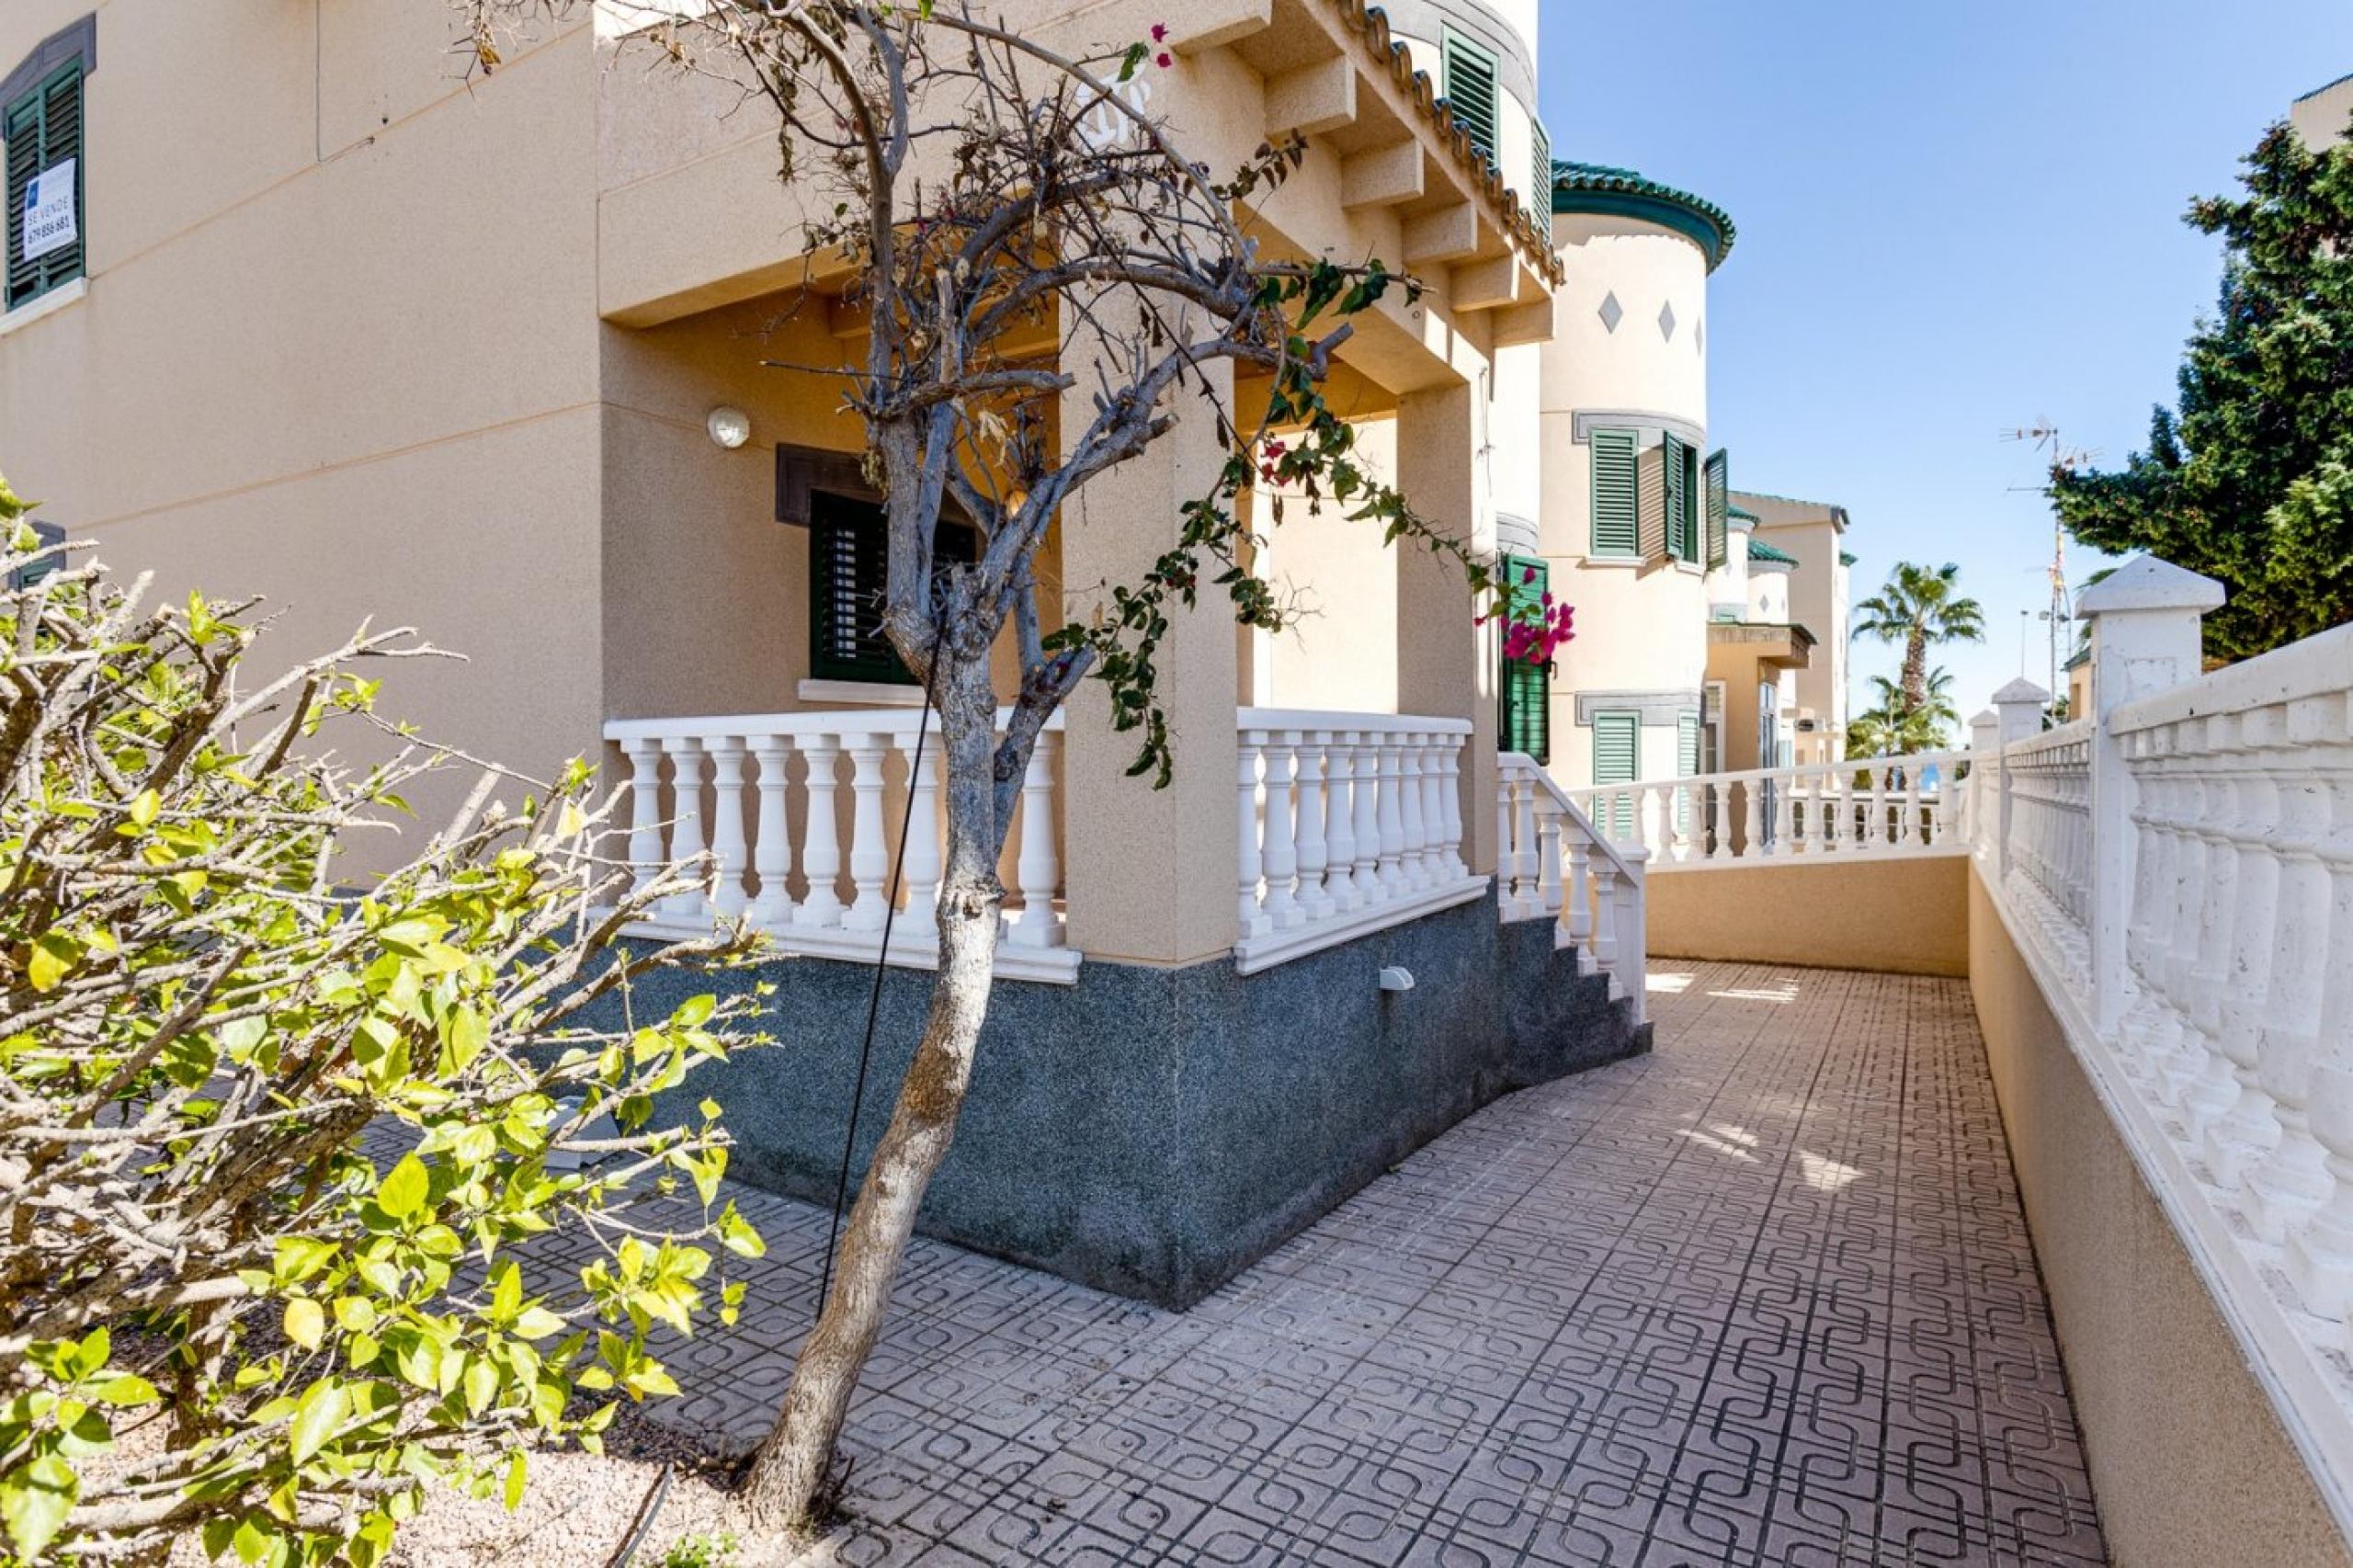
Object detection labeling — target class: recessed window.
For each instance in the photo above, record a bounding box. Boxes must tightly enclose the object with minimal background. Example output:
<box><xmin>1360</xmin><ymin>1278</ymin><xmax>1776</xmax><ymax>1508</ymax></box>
<box><xmin>807</xmin><ymin>491</ymin><xmax>974</xmax><ymax>685</ymax></box>
<box><xmin>5</xmin><ymin>59</ymin><xmax>84</xmax><ymax>312</ymax></box>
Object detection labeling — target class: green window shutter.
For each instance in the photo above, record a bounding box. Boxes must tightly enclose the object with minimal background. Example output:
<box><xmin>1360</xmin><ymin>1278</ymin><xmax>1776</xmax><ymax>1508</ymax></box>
<box><xmin>5</xmin><ymin>62</ymin><xmax>84</xmax><ymax>312</ymax></box>
<box><xmin>1530</xmin><ymin>119</ymin><xmax>1552</xmax><ymax>240</ymax></box>
<box><xmin>1660</xmin><ymin>432</ymin><xmax>1688</xmax><ymax>562</ymax></box>
<box><xmin>808</xmin><ymin>495</ymin><xmax>975</xmax><ymax>685</ymax></box>
<box><xmin>1440</xmin><ymin>28</ymin><xmax>1498</xmax><ymax>170</ymax></box>
<box><xmin>1592</xmin><ymin>710</ymin><xmax>1638</xmax><ymax>837</ymax></box>
<box><xmin>1590</xmin><ymin>427</ymin><xmax>1637</xmax><ymax>557</ymax></box>
<box><xmin>1496</xmin><ymin>553</ymin><xmax>1550</xmax><ymax>766</ymax></box>
<box><xmin>1704</xmin><ymin>448</ymin><xmax>1729</xmax><ymax>570</ymax></box>
<box><xmin>1675</xmin><ymin>710</ymin><xmax>1700</xmax><ymax>830</ymax></box>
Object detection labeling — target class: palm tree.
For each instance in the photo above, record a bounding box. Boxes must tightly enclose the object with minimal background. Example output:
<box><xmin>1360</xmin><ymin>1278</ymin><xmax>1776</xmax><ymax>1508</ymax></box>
<box><xmin>1847</xmin><ymin>668</ymin><xmax>1958</xmax><ymax>757</ymax></box>
<box><xmin>1853</xmin><ymin>562</ymin><xmax>1986</xmax><ymax>711</ymax></box>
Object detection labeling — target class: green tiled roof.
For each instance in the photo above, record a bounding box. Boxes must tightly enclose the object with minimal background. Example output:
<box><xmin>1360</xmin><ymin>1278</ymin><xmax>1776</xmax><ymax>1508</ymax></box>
<box><xmin>1839</xmin><ymin>551</ymin><xmax>1858</xmax><ymax>567</ymax></box>
<box><xmin>1746</xmin><ymin>538</ymin><xmax>1799</xmax><ymax>567</ymax></box>
<box><xmin>1726</xmin><ymin>503</ymin><xmax>1760</xmax><ymax>524</ymax></box>
<box><xmin>1551</xmin><ymin>161</ymin><xmax>1734</xmax><ymax>272</ymax></box>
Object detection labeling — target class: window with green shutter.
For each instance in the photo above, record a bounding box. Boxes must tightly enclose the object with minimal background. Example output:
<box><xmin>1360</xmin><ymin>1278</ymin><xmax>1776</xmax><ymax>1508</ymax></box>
<box><xmin>1530</xmin><ymin>118</ymin><xmax>1552</xmax><ymax>240</ymax></box>
<box><xmin>808</xmin><ymin>492</ymin><xmax>975</xmax><ymax>685</ymax></box>
<box><xmin>1589</xmin><ymin>427</ymin><xmax>1638</xmax><ymax>558</ymax></box>
<box><xmin>1592</xmin><ymin>710</ymin><xmax>1638</xmax><ymax>837</ymax></box>
<box><xmin>1440</xmin><ymin>28</ymin><xmax>1498</xmax><ymax>171</ymax></box>
<box><xmin>1661</xmin><ymin>432</ymin><xmax>1689</xmax><ymax>562</ymax></box>
<box><xmin>1496</xmin><ymin>553</ymin><xmax>1551</xmax><ymax>765</ymax></box>
<box><xmin>1703</xmin><ymin>449</ymin><xmax>1729</xmax><ymax>570</ymax></box>
<box><xmin>5</xmin><ymin>61</ymin><xmax>83</xmax><ymax>312</ymax></box>
<box><xmin>1675</xmin><ymin>710</ymin><xmax>1700</xmax><ymax>831</ymax></box>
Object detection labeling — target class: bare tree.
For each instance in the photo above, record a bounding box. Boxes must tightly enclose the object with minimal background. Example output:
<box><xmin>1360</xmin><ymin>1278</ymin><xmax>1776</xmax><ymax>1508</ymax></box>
<box><xmin>456</xmin><ymin>0</ymin><xmax>1524</xmax><ymax>1533</ymax></box>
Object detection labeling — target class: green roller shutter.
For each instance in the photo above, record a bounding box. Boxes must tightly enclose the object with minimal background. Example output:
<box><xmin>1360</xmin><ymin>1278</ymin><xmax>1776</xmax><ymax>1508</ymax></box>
<box><xmin>808</xmin><ymin>494</ymin><xmax>975</xmax><ymax>684</ymax></box>
<box><xmin>1704</xmin><ymin>449</ymin><xmax>1729</xmax><ymax>570</ymax></box>
<box><xmin>1496</xmin><ymin>553</ymin><xmax>1550</xmax><ymax>765</ymax></box>
<box><xmin>1661</xmin><ymin>432</ymin><xmax>1688</xmax><ymax>562</ymax></box>
<box><xmin>1590</xmin><ymin>427</ymin><xmax>1638</xmax><ymax>558</ymax></box>
<box><xmin>1592</xmin><ymin>710</ymin><xmax>1638</xmax><ymax>837</ymax></box>
<box><xmin>1440</xmin><ymin>29</ymin><xmax>1499</xmax><ymax>170</ymax></box>
<box><xmin>5</xmin><ymin>62</ymin><xmax>84</xmax><ymax>311</ymax></box>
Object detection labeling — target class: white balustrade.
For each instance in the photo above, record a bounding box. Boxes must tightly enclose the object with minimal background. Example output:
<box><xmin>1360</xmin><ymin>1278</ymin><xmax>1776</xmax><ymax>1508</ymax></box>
<box><xmin>1498</xmin><ymin>753</ymin><xmax>1649</xmax><ymax>1025</ymax></box>
<box><xmin>1565</xmin><ymin>749</ymin><xmax>1980</xmax><ymax>869</ymax></box>
<box><xmin>602</xmin><ymin>707</ymin><xmax>1076</xmax><ymax>983</ymax></box>
<box><xmin>1232</xmin><ymin>710</ymin><xmax>1483</xmax><ymax>974</ymax></box>
<box><xmin>1962</xmin><ymin>555</ymin><xmax>2353</xmax><ymax>1538</ymax></box>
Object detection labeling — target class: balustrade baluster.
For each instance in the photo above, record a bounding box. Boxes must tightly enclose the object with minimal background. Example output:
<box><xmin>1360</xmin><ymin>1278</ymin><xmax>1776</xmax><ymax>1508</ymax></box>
<box><xmin>1262</xmin><ymin>734</ymin><xmax>1303</xmax><ymax>927</ymax></box>
<box><xmin>2245</xmin><ymin>701</ymin><xmax>2338</xmax><ymax>1238</ymax></box>
<box><xmin>1536</xmin><ymin>804</ymin><xmax>1564</xmax><ymax>918</ymax></box>
<box><xmin>1354</xmin><ymin>734</ymin><xmax>1387</xmax><ymax>905</ymax></box>
<box><xmin>660</xmin><ymin>738</ymin><xmax>709</xmax><ymax>921</ymax></box>
<box><xmin>705</xmin><ymin>737</ymin><xmax>751</xmax><ymax>920</ymax></box>
<box><xmin>1591</xmin><ymin>859</ymin><xmax>1620</xmax><ymax>975</ymax></box>
<box><xmin>1740</xmin><ymin>777</ymin><xmax>1764</xmax><ymax>860</ymax></box>
<box><xmin>896</xmin><ymin>729</ymin><xmax>941</xmax><ymax>929</ymax></box>
<box><xmin>792</xmin><ymin>734</ymin><xmax>846</xmax><ymax>928</ymax></box>
<box><xmin>1376</xmin><ymin>736</ymin><xmax>1408</xmax><ymax>899</ymax></box>
<box><xmin>1007</xmin><ymin>734</ymin><xmax>1062</xmax><ymax>947</ymax></box>
<box><xmin>1295</xmin><ymin>731</ymin><xmax>1335</xmax><ymax>921</ymax></box>
<box><xmin>1901</xmin><ymin>774</ymin><xmax>1924</xmax><ymax>848</ymax></box>
<box><xmin>1774</xmin><ymin>771</ymin><xmax>1797</xmax><ymax>855</ymax></box>
<box><xmin>1236</xmin><ymin>732</ymin><xmax>1270</xmax><ymax>937</ymax></box>
<box><xmin>1398</xmin><ymin>736</ymin><xmax>1428</xmax><ymax>891</ymax></box>
<box><xmin>2182</xmin><ymin>717</ymin><xmax>2251</xmax><ymax>1140</ymax></box>
<box><xmin>1508</xmin><ymin>767</ymin><xmax>1538</xmax><ymax>911</ymax></box>
<box><xmin>1326</xmin><ymin>735</ymin><xmax>1360</xmax><ymax>914</ymax></box>
<box><xmin>621</xmin><ymin>739</ymin><xmax>665</xmax><ymax>895</ymax></box>
<box><xmin>1563</xmin><ymin>834</ymin><xmax>1592</xmax><ymax>954</ymax></box>
<box><xmin>842</xmin><ymin>733</ymin><xmax>892</xmax><ymax>932</ymax></box>
<box><xmin>1439</xmin><ymin>735</ymin><xmax>1469</xmax><ymax>881</ymax></box>
<box><xmin>748</xmin><ymin>735</ymin><xmax>795</xmax><ymax>927</ymax></box>
<box><xmin>2287</xmin><ymin>722</ymin><xmax>2353</xmax><ymax>1317</ymax></box>
<box><xmin>1866</xmin><ymin>769</ymin><xmax>1889</xmax><ymax>849</ymax></box>
<box><xmin>2205</xmin><ymin>709</ymin><xmax>2288</xmax><ymax>1187</ymax></box>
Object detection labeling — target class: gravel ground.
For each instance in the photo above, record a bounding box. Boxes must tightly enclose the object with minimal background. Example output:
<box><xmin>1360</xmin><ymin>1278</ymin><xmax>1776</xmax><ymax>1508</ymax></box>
<box><xmin>384</xmin><ymin>1404</ymin><xmax>758</xmax><ymax>1568</ymax></box>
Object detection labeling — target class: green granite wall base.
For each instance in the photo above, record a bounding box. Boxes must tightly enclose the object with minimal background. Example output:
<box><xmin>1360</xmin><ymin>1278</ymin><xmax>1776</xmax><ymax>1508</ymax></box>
<box><xmin>631</xmin><ymin>899</ymin><xmax>1647</xmax><ymax>1308</ymax></box>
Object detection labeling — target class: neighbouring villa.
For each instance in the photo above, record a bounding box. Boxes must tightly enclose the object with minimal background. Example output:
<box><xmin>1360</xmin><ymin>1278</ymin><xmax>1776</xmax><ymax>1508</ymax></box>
<box><xmin>9</xmin><ymin>6</ymin><xmax>2353</xmax><ymax>1563</ymax></box>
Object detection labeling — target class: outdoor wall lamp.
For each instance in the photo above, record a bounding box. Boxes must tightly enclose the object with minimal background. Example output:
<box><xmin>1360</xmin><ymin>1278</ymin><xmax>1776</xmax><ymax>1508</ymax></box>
<box><xmin>706</xmin><ymin>406</ymin><xmax>753</xmax><ymax>449</ymax></box>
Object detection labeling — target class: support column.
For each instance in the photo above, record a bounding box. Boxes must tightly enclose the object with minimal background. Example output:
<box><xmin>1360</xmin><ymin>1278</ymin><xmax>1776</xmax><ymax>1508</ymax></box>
<box><xmin>1058</xmin><ymin>333</ymin><xmax>1241</xmax><ymax>965</ymax></box>
<box><xmin>2078</xmin><ymin>555</ymin><xmax>2224</xmax><ymax>1034</ymax></box>
<box><xmin>1990</xmin><ymin>677</ymin><xmax>2050</xmax><ymax>886</ymax></box>
<box><xmin>1393</xmin><ymin>381</ymin><xmax>1499</xmax><ymax>877</ymax></box>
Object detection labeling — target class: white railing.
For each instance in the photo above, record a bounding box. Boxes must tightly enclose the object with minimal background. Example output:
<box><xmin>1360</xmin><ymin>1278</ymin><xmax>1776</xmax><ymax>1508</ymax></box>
<box><xmin>1232</xmin><ymin>710</ymin><xmax>1487</xmax><ymax>974</ymax></box>
<box><xmin>1993</xmin><ymin>721</ymin><xmax>2093</xmax><ymax>991</ymax></box>
<box><xmin>1497</xmin><ymin>754</ymin><xmax>1649</xmax><ymax>1024</ymax></box>
<box><xmin>1969</xmin><ymin>560</ymin><xmax>2353</xmax><ymax>1541</ymax></box>
<box><xmin>603</xmin><ymin>708</ymin><xmax>1078</xmax><ymax>983</ymax></box>
<box><xmin>1568</xmin><ymin>749</ymin><xmax>1981</xmax><ymax>866</ymax></box>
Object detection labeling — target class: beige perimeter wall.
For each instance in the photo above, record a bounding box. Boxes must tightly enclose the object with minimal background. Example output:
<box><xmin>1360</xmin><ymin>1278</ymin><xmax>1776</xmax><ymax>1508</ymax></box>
<box><xmin>1646</xmin><ymin>855</ymin><xmax>1969</xmax><ymax>977</ymax></box>
<box><xmin>1968</xmin><ymin>865</ymin><xmax>2350</xmax><ymax>1568</ymax></box>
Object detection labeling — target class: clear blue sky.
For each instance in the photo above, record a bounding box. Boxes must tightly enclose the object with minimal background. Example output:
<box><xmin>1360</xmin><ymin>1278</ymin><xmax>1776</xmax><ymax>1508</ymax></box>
<box><xmin>1538</xmin><ymin>2</ymin><xmax>2353</xmax><ymax>722</ymax></box>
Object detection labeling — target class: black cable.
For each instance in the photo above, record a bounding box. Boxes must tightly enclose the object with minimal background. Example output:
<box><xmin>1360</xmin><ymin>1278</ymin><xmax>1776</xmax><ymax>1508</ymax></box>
<box><xmin>817</xmin><ymin>619</ymin><xmax>943</xmax><ymax>1316</ymax></box>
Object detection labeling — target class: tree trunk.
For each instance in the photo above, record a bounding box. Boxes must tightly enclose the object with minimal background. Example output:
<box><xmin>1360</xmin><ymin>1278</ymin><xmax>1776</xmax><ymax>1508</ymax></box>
<box><xmin>737</xmin><ymin>647</ymin><xmax>1008</xmax><ymax>1540</ymax></box>
<box><xmin>1901</xmin><ymin>629</ymin><xmax>1928</xmax><ymax>713</ymax></box>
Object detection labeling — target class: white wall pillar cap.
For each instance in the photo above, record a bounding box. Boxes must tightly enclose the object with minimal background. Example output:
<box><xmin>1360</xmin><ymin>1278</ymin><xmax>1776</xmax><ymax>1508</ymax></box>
<box><xmin>2075</xmin><ymin>553</ymin><xmax>2226</xmax><ymax>617</ymax></box>
<box><xmin>1969</xmin><ymin>708</ymin><xmax>1999</xmax><ymax>727</ymax></box>
<box><xmin>1991</xmin><ymin>677</ymin><xmax>2051</xmax><ymax>706</ymax></box>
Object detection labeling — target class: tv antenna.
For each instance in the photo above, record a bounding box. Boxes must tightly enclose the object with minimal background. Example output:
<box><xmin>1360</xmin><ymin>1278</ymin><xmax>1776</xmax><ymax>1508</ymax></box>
<box><xmin>2000</xmin><ymin>420</ymin><xmax>2089</xmax><ymax>710</ymax></box>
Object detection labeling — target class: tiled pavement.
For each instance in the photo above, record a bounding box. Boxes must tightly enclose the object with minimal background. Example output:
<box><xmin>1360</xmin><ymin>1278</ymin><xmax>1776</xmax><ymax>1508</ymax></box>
<box><xmin>643</xmin><ymin>962</ymin><xmax>2110</xmax><ymax>1565</ymax></box>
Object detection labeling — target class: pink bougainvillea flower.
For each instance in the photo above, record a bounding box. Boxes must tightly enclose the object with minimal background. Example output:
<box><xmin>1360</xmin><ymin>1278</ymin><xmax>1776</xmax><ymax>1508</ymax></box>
<box><xmin>1156</xmin><ymin>51</ymin><xmax>1174</xmax><ymax>67</ymax></box>
<box><xmin>1152</xmin><ymin>22</ymin><xmax>1169</xmax><ymax>40</ymax></box>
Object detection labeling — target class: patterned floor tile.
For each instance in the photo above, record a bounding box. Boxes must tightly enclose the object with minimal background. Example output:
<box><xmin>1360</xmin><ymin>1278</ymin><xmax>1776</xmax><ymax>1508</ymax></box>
<box><xmin>636</xmin><ymin>963</ymin><xmax>2109</xmax><ymax>1564</ymax></box>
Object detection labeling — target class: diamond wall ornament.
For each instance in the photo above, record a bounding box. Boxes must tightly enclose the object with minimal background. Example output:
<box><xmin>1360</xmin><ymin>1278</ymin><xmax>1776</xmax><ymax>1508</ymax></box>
<box><xmin>1657</xmin><ymin>301</ymin><xmax>1677</xmax><ymax>342</ymax></box>
<box><xmin>1597</xmin><ymin>291</ymin><xmax>1623</xmax><ymax>334</ymax></box>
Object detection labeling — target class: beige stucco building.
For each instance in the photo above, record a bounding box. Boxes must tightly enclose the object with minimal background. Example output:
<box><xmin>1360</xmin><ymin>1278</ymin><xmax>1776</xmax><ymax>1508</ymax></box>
<box><xmin>0</xmin><ymin>0</ymin><xmax>1858</xmax><ymax>961</ymax></box>
<box><xmin>2290</xmin><ymin>70</ymin><xmax>2353</xmax><ymax>149</ymax></box>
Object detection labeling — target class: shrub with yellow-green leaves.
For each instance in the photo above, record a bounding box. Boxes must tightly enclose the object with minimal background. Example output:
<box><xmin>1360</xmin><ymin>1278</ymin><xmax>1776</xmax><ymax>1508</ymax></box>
<box><xmin>0</xmin><ymin>472</ymin><xmax>768</xmax><ymax>1565</ymax></box>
